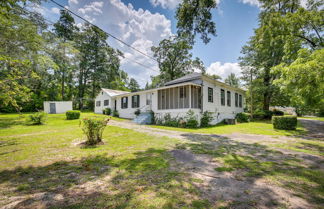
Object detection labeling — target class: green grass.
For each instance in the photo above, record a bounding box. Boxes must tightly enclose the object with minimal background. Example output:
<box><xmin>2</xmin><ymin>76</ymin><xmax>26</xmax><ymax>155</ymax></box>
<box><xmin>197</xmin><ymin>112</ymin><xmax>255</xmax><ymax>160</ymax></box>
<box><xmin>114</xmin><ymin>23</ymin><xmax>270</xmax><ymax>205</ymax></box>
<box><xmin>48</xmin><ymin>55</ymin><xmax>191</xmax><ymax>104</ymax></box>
<box><xmin>0</xmin><ymin>113</ymin><xmax>212</xmax><ymax>208</ymax></box>
<box><xmin>0</xmin><ymin>113</ymin><xmax>323</xmax><ymax>208</ymax></box>
<box><xmin>299</xmin><ymin>116</ymin><xmax>324</xmax><ymax>121</ymax></box>
<box><xmin>149</xmin><ymin>120</ymin><xmax>306</xmax><ymax>136</ymax></box>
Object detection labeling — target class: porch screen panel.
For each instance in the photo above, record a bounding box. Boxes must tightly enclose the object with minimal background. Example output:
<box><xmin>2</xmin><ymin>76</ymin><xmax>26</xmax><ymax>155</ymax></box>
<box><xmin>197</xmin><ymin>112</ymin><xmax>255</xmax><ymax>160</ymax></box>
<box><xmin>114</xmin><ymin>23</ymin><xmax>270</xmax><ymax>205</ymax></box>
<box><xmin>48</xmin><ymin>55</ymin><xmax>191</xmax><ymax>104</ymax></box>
<box><xmin>170</xmin><ymin>88</ymin><xmax>174</xmax><ymax>109</ymax></box>
<box><xmin>174</xmin><ymin>87</ymin><xmax>179</xmax><ymax>109</ymax></box>
<box><xmin>179</xmin><ymin>87</ymin><xmax>184</xmax><ymax>109</ymax></box>
<box><xmin>162</xmin><ymin>89</ymin><xmax>166</xmax><ymax>109</ymax></box>
<box><xmin>158</xmin><ymin>90</ymin><xmax>162</xmax><ymax>110</ymax></box>
<box><xmin>198</xmin><ymin>87</ymin><xmax>202</xmax><ymax>108</ymax></box>
<box><xmin>184</xmin><ymin>86</ymin><xmax>189</xmax><ymax>108</ymax></box>
<box><xmin>166</xmin><ymin>89</ymin><xmax>170</xmax><ymax>109</ymax></box>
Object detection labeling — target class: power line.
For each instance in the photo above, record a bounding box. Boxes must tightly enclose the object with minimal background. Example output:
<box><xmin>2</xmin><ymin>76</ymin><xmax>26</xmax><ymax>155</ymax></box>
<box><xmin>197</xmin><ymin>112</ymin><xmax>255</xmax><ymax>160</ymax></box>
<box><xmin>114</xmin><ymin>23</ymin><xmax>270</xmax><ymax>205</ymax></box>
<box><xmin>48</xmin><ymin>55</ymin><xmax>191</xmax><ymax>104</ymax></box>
<box><xmin>121</xmin><ymin>55</ymin><xmax>159</xmax><ymax>73</ymax></box>
<box><xmin>48</xmin><ymin>0</ymin><xmax>158</xmax><ymax>62</ymax></box>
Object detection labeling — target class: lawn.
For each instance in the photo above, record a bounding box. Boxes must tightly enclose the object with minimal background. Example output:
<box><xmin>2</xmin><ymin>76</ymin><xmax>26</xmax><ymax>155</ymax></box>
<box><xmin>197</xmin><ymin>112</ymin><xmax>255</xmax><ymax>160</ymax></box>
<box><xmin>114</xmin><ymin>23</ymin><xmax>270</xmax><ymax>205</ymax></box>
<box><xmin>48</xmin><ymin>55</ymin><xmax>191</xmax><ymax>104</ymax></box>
<box><xmin>299</xmin><ymin>116</ymin><xmax>324</xmax><ymax>121</ymax></box>
<box><xmin>149</xmin><ymin>120</ymin><xmax>306</xmax><ymax>136</ymax></box>
<box><xmin>0</xmin><ymin>113</ymin><xmax>323</xmax><ymax>208</ymax></box>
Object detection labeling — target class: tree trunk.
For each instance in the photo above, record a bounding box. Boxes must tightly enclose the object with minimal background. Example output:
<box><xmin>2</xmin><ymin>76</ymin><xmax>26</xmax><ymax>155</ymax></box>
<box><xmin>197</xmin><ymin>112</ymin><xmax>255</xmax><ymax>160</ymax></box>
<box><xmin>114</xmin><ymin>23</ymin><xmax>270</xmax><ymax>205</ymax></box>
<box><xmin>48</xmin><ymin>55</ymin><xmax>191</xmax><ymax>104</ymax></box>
<box><xmin>263</xmin><ymin>69</ymin><xmax>271</xmax><ymax>111</ymax></box>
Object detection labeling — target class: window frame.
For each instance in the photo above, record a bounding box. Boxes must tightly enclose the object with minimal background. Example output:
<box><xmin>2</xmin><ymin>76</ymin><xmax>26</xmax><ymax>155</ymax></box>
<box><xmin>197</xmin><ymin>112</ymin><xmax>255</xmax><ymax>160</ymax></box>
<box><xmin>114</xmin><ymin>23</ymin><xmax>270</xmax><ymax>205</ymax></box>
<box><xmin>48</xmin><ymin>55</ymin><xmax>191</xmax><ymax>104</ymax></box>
<box><xmin>220</xmin><ymin>89</ymin><xmax>225</xmax><ymax>106</ymax></box>
<box><xmin>208</xmin><ymin>87</ymin><xmax>213</xmax><ymax>103</ymax></box>
<box><xmin>239</xmin><ymin>94</ymin><xmax>242</xmax><ymax>108</ymax></box>
<box><xmin>121</xmin><ymin>97</ymin><xmax>128</xmax><ymax>109</ymax></box>
<box><xmin>132</xmin><ymin>95</ymin><xmax>140</xmax><ymax>108</ymax></box>
<box><xmin>96</xmin><ymin>101</ymin><xmax>101</xmax><ymax>107</ymax></box>
<box><xmin>104</xmin><ymin>99</ymin><xmax>109</xmax><ymax>106</ymax></box>
<box><xmin>235</xmin><ymin>93</ymin><xmax>238</xmax><ymax>107</ymax></box>
<box><xmin>227</xmin><ymin>91</ymin><xmax>231</xmax><ymax>106</ymax></box>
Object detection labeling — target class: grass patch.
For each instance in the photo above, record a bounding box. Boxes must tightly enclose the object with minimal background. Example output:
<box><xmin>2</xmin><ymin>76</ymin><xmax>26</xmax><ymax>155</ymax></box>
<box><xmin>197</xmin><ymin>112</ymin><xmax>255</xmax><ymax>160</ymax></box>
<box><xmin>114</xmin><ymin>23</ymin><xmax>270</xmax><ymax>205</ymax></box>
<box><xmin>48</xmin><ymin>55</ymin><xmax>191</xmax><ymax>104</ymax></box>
<box><xmin>299</xmin><ymin>117</ymin><xmax>324</xmax><ymax>121</ymax></box>
<box><xmin>149</xmin><ymin>120</ymin><xmax>306</xmax><ymax>136</ymax></box>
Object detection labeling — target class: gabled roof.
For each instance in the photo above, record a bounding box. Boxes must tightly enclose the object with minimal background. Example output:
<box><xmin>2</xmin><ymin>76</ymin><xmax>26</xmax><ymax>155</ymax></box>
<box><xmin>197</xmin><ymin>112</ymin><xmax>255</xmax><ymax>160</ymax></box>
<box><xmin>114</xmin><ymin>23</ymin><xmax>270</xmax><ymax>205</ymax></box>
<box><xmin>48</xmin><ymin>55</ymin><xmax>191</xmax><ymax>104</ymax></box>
<box><xmin>101</xmin><ymin>88</ymin><xmax>129</xmax><ymax>97</ymax></box>
<box><xmin>164</xmin><ymin>72</ymin><xmax>202</xmax><ymax>86</ymax></box>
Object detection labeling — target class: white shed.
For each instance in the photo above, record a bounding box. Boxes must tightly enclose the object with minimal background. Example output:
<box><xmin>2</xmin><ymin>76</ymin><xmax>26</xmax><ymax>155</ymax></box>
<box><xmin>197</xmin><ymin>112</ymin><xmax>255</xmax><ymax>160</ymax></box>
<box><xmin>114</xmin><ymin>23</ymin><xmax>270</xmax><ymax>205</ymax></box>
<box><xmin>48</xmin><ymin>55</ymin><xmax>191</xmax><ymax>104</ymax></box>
<box><xmin>44</xmin><ymin>101</ymin><xmax>73</xmax><ymax>114</ymax></box>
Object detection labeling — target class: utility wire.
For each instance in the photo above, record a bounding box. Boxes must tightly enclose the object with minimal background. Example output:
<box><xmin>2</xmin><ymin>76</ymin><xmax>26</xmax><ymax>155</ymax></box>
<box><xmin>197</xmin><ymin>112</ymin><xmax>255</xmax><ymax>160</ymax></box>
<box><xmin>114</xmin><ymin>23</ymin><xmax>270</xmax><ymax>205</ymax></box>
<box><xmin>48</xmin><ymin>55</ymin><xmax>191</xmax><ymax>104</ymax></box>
<box><xmin>48</xmin><ymin>0</ymin><xmax>158</xmax><ymax>62</ymax></box>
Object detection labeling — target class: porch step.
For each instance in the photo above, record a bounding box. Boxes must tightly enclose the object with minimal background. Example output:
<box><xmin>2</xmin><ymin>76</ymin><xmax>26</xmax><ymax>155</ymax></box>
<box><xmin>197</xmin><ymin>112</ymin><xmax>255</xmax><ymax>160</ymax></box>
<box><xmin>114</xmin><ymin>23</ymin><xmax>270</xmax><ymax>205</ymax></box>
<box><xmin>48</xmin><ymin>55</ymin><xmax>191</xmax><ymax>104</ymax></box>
<box><xmin>133</xmin><ymin>112</ymin><xmax>152</xmax><ymax>125</ymax></box>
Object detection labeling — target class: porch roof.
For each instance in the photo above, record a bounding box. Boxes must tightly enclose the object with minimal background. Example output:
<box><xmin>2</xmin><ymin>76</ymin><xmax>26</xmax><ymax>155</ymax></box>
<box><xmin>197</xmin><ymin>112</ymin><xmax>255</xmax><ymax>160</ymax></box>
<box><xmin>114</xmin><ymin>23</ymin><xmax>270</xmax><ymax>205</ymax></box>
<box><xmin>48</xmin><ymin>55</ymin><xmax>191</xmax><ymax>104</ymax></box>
<box><xmin>113</xmin><ymin>82</ymin><xmax>201</xmax><ymax>98</ymax></box>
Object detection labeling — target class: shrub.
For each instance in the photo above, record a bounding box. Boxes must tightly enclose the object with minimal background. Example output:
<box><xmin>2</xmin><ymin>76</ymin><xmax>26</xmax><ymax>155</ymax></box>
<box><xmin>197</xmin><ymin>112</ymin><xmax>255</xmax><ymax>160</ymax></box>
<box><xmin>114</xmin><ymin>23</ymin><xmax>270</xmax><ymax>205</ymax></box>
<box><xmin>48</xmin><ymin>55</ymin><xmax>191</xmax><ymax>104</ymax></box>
<box><xmin>112</xmin><ymin>110</ymin><xmax>119</xmax><ymax>117</ymax></box>
<box><xmin>272</xmin><ymin>116</ymin><xmax>297</xmax><ymax>130</ymax></box>
<box><xmin>80</xmin><ymin>117</ymin><xmax>109</xmax><ymax>145</ymax></box>
<box><xmin>200</xmin><ymin>111</ymin><xmax>213</xmax><ymax>127</ymax></box>
<box><xmin>235</xmin><ymin>112</ymin><xmax>250</xmax><ymax>123</ymax></box>
<box><xmin>149</xmin><ymin>111</ymin><xmax>155</xmax><ymax>124</ymax></box>
<box><xmin>103</xmin><ymin>108</ymin><xmax>111</xmax><ymax>115</ymax></box>
<box><xmin>164</xmin><ymin>113</ymin><xmax>179</xmax><ymax>127</ymax></box>
<box><xmin>272</xmin><ymin>109</ymin><xmax>284</xmax><ymax>116</ymax></box>
<box><xmin>185</xmin><ymin>110</ymin><xmax>198</xmax><ymax>128</ymax></box>
<box><xmin>66</xmin><ymin>110</ymin><xmax>81</xmax><ymax>120</ymax></box>
<box><xmin>264</xmin><ymin>110</ymin><xmax>273</xmax><ymax>120</ymax></box>
<box><xmin>134</xmin><ymin>109</ymin><xmax>141</xmax><ymax>116</ymax></box>
<box><xmin>26</xmin><ymin>112</ymin><xmax>47</xmax><ymax>125</ymax></box>
<box><xmin>253</xmin><ymin>110</ymin><xmax>272</xmax><ymax>120</ymax></box>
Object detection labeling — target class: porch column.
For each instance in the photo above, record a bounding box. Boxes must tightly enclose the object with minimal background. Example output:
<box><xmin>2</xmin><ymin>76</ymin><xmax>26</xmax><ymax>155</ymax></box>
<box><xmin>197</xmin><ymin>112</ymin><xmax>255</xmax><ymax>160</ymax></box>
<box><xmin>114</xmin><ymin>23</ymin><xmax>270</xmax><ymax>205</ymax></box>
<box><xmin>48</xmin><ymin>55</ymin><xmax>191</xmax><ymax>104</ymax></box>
<box><xmin>188</xmin><ymin>85</ymin><xmax>191</xmax><ymax>108</ymax></box>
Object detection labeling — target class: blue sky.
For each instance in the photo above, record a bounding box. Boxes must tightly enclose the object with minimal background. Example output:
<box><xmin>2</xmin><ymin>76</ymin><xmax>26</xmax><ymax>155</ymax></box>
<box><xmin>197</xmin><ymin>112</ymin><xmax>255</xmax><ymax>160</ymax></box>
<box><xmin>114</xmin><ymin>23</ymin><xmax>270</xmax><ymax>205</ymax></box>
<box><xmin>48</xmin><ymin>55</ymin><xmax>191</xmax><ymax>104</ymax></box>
<box><xmin>39</xmin><ymin>0</ymin><xmax>261</xmax><ymax>86</ymax></box>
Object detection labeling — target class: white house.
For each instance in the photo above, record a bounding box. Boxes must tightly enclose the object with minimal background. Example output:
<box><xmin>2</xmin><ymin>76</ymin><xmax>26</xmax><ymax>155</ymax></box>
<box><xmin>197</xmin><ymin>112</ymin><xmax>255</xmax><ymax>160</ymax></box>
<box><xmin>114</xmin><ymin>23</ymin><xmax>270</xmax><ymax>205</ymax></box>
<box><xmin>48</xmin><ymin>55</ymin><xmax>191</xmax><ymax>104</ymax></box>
<box><xmin>94</xmin><ymin>73</ymin><xmax>245</xmax><ymax>125</ymax></box>
<box><xmin>44</xmin><ymin>101</ymin><xmax>72</xmax><ymax>114</ymax></box>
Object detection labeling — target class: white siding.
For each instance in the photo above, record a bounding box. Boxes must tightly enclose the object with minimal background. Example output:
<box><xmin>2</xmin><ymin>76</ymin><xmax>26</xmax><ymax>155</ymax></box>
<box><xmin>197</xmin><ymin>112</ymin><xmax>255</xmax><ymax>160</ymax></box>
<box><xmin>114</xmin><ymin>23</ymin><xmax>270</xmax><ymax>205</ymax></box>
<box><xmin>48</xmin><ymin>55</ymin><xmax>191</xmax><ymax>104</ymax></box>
<box><xmin>115</xmin><ymin>92</ymin><xmax>149</xmax><ymax>119</ymax></box>
<box><xmin>94</xmin><ymin>90</ymin><xmax>113</xmax><ymax>114</ymax></box>
<box><xmin>202</xmin><ymin>79</ymin><xmax>244</xmax><ymax>124</ymax></box>
<box><xmin>43</xmin><ymin>101</ymin><xmax>72</xmax><ymax>114</ymax></box>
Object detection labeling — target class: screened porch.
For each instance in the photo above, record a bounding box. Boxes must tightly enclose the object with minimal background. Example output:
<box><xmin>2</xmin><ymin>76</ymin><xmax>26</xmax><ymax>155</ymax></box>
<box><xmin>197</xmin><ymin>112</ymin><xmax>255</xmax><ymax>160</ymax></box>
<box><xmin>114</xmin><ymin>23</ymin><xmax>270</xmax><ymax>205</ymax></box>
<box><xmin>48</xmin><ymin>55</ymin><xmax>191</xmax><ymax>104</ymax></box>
<box><xmin>157</xmin><ymin>84</ymin><xmax>201</xmax><ymax>110</ymax></box>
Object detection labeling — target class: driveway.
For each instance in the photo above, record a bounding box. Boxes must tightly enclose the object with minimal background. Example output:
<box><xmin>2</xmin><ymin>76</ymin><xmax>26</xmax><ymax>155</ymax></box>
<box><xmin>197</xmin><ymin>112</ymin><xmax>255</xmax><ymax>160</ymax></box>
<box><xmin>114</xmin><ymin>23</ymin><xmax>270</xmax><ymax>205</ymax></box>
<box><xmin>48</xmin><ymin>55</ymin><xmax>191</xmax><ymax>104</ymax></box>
<box><xmin>110</xmin><ymin>119</ymin><xmax>324</xmax><ymax>209</ymax></box>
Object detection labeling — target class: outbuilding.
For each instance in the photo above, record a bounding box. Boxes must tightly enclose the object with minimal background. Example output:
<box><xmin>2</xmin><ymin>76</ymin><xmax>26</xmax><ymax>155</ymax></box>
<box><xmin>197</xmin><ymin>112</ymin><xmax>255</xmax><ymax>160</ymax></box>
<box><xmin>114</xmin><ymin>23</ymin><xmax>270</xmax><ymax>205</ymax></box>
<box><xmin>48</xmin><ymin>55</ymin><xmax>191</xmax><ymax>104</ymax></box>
<box><xmin>43</xmin><ymin>101</ymin><xmax>73</xmax><ymax>114</ymax></box>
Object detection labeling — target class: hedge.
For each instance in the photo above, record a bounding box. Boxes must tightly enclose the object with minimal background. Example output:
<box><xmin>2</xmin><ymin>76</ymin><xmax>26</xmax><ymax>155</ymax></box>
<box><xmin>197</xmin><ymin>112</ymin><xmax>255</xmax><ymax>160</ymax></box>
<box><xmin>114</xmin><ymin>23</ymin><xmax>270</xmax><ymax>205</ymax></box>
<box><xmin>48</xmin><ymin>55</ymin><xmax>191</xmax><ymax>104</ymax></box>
<box><xmin>272</xmin><ymin>116</ymin><xmax>297</xmax><ymax>130</ymax></box>
<box><xmin>235</xmin><ymin>112</ymin><xmax>250</xmax><ymax>123</ymax></box>
<box><xmin>66</xmin><ymin>110</ymin><xmax>81</xmax><ymax>120</ymax></box>
<box><xmin>103</xmin><ymin>108</ymin><xmax>111</xmax><ymax>115</ymax></box>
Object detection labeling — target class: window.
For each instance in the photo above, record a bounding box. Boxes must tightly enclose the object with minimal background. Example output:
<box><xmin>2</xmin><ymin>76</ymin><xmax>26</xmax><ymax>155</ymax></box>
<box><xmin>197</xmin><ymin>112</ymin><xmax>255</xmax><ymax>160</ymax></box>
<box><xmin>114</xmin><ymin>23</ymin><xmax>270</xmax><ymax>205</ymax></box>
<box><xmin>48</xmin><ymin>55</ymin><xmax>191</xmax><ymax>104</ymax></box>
<box><xmin>96</xmin><ymin>101</ymin><xmax>101</xmax><ymax>107</ymax></box>
<box><xmin>208</xmin><ymin>87</ymin><xmax>213</xmax><ymax>102</ymax></box>
<box><xmin>239</xmin><ymin>95</ymin><xmax>242</xmax><ymax>108</ymax></box>
<box><xmin>221</xmin><ymin>89</ymin><xmax>225</xmax><ymax>106</ymax></box>
<box><xmin>132</xmin><ymin>95</ymin><xmax>140</xmax><ymax>108</ymax></box>
<box><xmin>121</xmin><ymin>97</ymin><xmax>128</xmax><ymax>109</ymax></box>
<box><xmin>227</xmin><ymin>91</ymin><xmax>231</xmax><ymax>106</ymax></box>
<box><xmin>104</xmin><ymin>99</ymin><xmax>109</xmax><ymax>106</ymax></box>
<box><xmin>235</xmin><ymin>93</ymin><xmax>238</xmax><ymax>107</ymax></box>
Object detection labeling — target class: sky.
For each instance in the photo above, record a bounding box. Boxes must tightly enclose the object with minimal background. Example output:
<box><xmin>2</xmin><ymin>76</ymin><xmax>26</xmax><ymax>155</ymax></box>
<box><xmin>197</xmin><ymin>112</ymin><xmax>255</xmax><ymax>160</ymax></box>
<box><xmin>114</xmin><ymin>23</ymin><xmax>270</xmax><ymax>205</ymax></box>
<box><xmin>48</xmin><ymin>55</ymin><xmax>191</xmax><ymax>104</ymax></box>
<box><xmin>37</xmin><ymin>0</ymin><xmax>262</xmax><ymax>87</ymax></box>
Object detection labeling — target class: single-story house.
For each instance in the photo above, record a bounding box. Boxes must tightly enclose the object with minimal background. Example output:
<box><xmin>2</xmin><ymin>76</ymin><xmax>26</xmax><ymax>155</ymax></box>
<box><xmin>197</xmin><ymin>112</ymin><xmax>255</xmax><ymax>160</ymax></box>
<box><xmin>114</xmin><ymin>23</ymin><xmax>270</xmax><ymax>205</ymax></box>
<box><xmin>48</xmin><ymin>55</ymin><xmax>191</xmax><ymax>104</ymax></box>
<box><xmin>94</xmin><ymin>73</ymin><xmax>245</xmax><ymax>124</ymax></box>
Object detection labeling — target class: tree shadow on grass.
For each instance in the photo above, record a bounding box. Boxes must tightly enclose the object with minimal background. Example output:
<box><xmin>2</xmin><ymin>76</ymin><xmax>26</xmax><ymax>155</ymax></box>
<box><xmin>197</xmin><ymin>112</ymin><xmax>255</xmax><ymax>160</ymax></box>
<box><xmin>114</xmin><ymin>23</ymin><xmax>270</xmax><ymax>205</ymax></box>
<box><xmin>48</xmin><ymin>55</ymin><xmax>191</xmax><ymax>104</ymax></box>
<box><xmin>175</xmin><ymin>133</ymin><xmax>324</xmax><ymax>208</ymax></box>
<box><xmin>0</xmin><ymin>116</ymin><xmax>25</xmax><ymax>129</ymax></box>
<box><xmin>0</xmin><ymin>149</ymin><xmax>211</xmax><ymax>209</ymax></box>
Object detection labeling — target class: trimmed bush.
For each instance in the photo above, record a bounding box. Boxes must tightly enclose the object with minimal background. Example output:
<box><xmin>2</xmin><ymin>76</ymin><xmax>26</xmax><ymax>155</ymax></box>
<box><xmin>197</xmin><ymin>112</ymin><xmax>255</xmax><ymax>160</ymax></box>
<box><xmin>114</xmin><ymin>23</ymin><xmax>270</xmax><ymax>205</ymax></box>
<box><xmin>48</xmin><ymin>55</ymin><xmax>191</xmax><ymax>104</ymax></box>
<box><xmin>112</xmin><ymin>110</ymin><xmax>119</xmax><ymax>117</ymax></box>
<box><xmin>80</xmin><ymin>117</ymin><xmax>109</xmax><ymax>145</ymax></box>
<box><xmin>272</xmin><ymin>116</ymin><xmax>297</xmax><ymax>130</ymax></box>
<box><xmin>103</xmin><ymin>108</ymin><xmax>111</xmax><ymax>115</ymax></box>
<box><xmin>200</xmin><ymin>111</ymin><xmax>213</xmax><ymax>127</ymax></box>
<box><xmin>26</xmin><ymin>112</ymin><xmax>47</xmax><ymax>125</ymax></box>
<box><xmin>66</xmin><ymin>110</ymin><xmax>81</xmax><ymax>120</ymax></box>
<box><xmin>235</xmin><ymin>112</ymin><xmax>250</xmax><ymax>123</ymax></box>
<box><xmin>185</xmin><ymin>110</ymin><xmax>199</xmax><ymax>128</ymax></box>
<box><xmin>272</xmin><ymin>109</ymin><xmax>284</xmax><ymax>116</ymax></box>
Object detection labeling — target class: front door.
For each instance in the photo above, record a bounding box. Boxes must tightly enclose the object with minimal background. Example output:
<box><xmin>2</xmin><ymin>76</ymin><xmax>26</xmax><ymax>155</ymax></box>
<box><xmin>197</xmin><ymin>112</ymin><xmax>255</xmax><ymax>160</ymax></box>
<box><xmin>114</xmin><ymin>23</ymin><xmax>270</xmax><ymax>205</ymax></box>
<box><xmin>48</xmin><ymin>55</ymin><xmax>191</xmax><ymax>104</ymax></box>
<box><xmin>49</xmin><ymin>103</ymin><xmax>56</xmax><ymax>114</ymax></box>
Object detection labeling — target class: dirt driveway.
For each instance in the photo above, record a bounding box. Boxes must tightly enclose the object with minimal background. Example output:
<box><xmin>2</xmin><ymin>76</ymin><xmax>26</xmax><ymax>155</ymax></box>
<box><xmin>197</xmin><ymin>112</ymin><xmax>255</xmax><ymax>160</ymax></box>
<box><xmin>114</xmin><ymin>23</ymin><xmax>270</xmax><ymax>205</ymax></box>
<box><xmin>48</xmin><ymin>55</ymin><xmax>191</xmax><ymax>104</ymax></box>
<box><xmin>110</xmin><ymin>119</ymin><xmax>324</xmax><ymax>209</ymax></box>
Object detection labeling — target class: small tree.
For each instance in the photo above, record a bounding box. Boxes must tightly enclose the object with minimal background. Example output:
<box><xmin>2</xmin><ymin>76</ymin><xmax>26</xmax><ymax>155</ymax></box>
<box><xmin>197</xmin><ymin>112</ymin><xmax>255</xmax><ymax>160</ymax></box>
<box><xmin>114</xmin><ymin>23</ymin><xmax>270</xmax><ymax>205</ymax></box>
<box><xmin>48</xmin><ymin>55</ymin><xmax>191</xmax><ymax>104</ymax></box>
<box><xmin>80</xmin><ymin>117</ymin><xmax>109</xmax><ymax>145</ymax></box>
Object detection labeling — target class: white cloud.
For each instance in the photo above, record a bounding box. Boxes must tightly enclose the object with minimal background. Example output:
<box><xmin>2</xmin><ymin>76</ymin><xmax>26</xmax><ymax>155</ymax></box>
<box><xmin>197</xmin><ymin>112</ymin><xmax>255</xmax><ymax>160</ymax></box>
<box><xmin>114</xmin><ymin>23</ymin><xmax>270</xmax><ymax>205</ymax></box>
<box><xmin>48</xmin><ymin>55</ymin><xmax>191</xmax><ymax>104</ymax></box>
<box><xmin>78</xmin><ymin>1</ymin><xmax>104</xmax><ymax>15</ymax></box>
<box><xmin>239</xmin><ymin>0</ymin><xmax>260</xmax><ymax>7</ymax></box>
<box><xmin>69</xmin><ymin>0</ymin><xmax>172</xmax><ymax>86</ymax></box>
<box><xmin>68</xmin><ymin>0</ymin><xmax>79</xmax><ymax>5</ymax></box>
<box><xmin>206</xmin><ymin>62</ymin><xmax>242</xmax><ymax>81</ymax></box>
<box><xmin>51</xmin><ymin>7</ymin><xmax>60</xmax><ymax>14</ymax></box>
<box><xmin>149</xmin><ymin>0</ymin><xmax>181</xmax><ymax>9</ymax></box>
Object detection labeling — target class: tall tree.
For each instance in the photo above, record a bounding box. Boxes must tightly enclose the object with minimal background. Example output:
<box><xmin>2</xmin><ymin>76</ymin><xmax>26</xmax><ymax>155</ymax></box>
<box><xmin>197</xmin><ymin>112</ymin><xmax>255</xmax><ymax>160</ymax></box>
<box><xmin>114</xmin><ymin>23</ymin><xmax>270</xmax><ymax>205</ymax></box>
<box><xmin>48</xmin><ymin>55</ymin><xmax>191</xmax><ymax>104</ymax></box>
<box><xmin>128</xmin><ymin>78</ymin><xmax>140</xmax><ymax>92</ymax></box>
<box><xmin>176</xmin><ymin>0</ymin><xmax>217</xmax><ymax>44</ymax></box>
<box><xmin>225</xmin><ymin>73</ymin><xmax>240</xmax><ymax>88</ymax></box>
<box><xmin>151</xmin><ymin>36</ymin><xmax>204</xmax><ymax>85</ymax></box>
<box><xmin>54</xmin><ymin>10</ymin><xmax>77</xmax><ymax>100</ymax></box>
